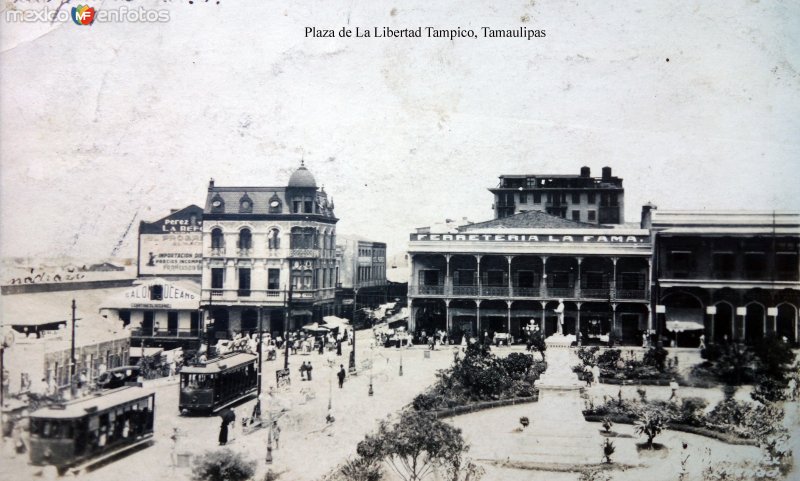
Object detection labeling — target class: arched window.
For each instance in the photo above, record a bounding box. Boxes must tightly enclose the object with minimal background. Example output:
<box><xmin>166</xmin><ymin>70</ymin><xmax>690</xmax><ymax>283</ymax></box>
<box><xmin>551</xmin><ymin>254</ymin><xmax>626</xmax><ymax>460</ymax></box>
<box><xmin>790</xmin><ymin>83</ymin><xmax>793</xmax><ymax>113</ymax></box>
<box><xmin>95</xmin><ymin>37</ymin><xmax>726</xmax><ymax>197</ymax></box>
<box><xmin>238</xmin><ymin>228</ymin><xmax>252</xmax><ymax>250</ymax></box>
<box><xmin>211</xmin><ymin>228</ymin><xmax>224</xmax><ymax>249</ymax></box>
<box><xmin>268</xmin><ymin>228</ymin><xmax>281</xmax><ymax>249</ymax></box>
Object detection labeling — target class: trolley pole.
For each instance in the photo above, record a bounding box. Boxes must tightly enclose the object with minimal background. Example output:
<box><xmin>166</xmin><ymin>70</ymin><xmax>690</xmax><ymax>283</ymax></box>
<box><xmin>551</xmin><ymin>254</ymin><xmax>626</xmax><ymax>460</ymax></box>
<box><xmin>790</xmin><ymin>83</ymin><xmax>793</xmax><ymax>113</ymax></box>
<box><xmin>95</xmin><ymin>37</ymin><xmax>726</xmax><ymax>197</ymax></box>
<box><xmin>256</xmin><ymin>308</ymin><xmax>263</xmax><ymax>416</ymax></box>
<box><xmin>349</xmin><ymin>288</ymin><xmax>358</xmax><ymax>373</ymax></box>
<box><xmin>284</xmin><ymin>284</ymin><xmax>293</xmax><ymax>371</ymax></box>
<box><xmin>70</xmin><ymin>299</ymin><xmax>77</xmax><ymax>397</ymax></box>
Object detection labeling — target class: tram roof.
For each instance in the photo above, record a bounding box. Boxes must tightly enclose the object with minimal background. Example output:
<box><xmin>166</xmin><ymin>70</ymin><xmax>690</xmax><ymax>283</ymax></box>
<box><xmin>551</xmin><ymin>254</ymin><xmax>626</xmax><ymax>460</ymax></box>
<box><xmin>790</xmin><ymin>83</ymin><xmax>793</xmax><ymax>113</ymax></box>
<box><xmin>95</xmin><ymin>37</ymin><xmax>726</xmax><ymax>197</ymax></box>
<box><xmin>180</xmin><ymin>352</ymin><xmax>257</xmax><ymax>374</ymax></box>
<box><xmin>30</xmin><ymin>387</ymin><xmax>154</xmax><ymax>419</ymax></box>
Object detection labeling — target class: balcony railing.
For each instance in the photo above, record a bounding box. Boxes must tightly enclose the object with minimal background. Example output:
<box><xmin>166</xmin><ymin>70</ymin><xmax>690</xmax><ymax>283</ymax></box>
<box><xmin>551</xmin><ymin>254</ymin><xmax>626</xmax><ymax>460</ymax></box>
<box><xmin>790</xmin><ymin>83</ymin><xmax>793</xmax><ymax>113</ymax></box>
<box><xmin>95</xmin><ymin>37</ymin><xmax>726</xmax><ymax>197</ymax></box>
<box><xmin>581</xmin><ymin>288</ymin><xmax>610</xmax><ymax>299</ymax></box>
<box><xmin>452</xmin><ymin>286</ymin><xmax>480</xmax><ymax>296</ymax></box>
<box><xmin>482</xmin><ymin>286</ymin><xmax>509</xmax><ymax>297</ymax></box>
<box><xmin>616</xmin><ymin>289</ymin><xmax>647</xmax><ymax>299</ymax></box>
<box><xmin>418</xmin><ymin>285</ymin><xmax>445</xmax><ymax>295</ymax></box>
<box><xmin>237</xmin><ymin>248</ymin><xmax>252</xmax><ymax>257</ymax></box>
<box><xmin>210</xmin><ymin>247</ymin><xmax>225</xmax><ymax>256</ymax></box>
<box><xmin>289</xmin><ymin>248</ymin><xmax>321</xmax><ymax>258</ymax></box>
<box><xmin>131</xmin><ymin>328</ymin><xmax>200</xmax><ymax>338</ymax></box>
<box><xmin>547</xmin><ymin>287</ymin><xmax>575</xmax><ymax>298</ymax></box>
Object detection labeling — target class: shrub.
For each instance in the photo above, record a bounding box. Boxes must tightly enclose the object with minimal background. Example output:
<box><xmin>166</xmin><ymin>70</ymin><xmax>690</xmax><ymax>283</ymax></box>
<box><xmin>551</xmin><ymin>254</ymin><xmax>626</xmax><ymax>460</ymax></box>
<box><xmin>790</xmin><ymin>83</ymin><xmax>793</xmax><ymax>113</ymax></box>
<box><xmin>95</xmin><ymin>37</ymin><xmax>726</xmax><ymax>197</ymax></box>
<box><xmin>597</xmin><ymin>349</ymin><xmax>621</xmax><ymax>367</ymax></box>
<box><xmin>191</xmin><ymin>449</ymin><xmax>256</xmax><ymax>481</ymax></box>
<box><xmin>412</xmin><ymin>393</ymin><xmax>441</xmax><ymax>412</ymax></box>
<box><xmin>601</xmin><ymin>418</ymin><xmax>613</xmax><ymax>433</ymax></box>
<box><xmin>642</xmin><ymin>347</ymin><xmax>668</xmax><ymax>372</ymax></box>
<box><xmin>360</xmin><ymin>411</ymin><xmax>469</xmax><ymax>481</ymax></box>
<box><xmin>634</xmin><ymin>409</ymin><xmax>666</xmax><ymax>448</ymax></box>
<box><xmin>339</xmin><ymin>457</ymin><xmax>383</xmax><ymax>481</ymax></box>
<box><xmin>602</xmin><ymin>438</ymin><xmax>615</xmax><ymax>464</ymax></box>
<box><xmin>501</xmin><ymin>352</ymin><xmax>535</xmax><ymax>380</ymax></box>
<box><xmin>679</xmin><ymin>397</ymin><xmax>709</xmax><ymax>426</ymax></box>
<box><xmin>577</xmin><ymin>346</ymin><xmax>600</xmax><ymax>367</ymax></box>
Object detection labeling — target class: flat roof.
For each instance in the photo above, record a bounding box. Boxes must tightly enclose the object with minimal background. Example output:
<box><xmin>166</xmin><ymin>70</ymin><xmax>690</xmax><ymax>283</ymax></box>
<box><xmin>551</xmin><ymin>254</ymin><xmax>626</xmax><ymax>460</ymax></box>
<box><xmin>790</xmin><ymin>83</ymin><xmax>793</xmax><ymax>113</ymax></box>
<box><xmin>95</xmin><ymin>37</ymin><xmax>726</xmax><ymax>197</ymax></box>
<box><xmin>180</xmin><ymin>352</ymin><xmax>257</xmax><ymax>374</ymax></box>
<box><xmin>30</xmin><ymin>386</ymin><xmax>154</xmax><ymax>419</ymax></box>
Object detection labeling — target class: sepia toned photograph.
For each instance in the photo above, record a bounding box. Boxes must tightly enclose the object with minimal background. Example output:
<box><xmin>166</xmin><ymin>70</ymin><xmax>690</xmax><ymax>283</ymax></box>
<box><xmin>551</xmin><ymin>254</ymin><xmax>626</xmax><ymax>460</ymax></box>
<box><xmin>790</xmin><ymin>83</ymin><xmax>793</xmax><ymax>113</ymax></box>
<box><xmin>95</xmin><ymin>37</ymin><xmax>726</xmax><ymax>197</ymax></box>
<box><xmin>1</xmin><ymin>1</ymin><xmax>798</xmax><ymax>480</ymax></box>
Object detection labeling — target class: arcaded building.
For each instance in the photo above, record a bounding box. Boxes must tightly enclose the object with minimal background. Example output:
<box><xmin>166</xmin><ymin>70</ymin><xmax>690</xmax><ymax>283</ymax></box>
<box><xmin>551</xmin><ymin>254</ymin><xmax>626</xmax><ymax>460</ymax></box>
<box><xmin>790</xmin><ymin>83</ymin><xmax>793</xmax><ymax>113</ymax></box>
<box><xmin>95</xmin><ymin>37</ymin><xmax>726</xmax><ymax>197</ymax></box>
<box><xmin>200</xmin><ymin>162</ymin><xmax>338</xmax><ymax>341</ymax></box>
<box><xmin>647</xmin><ymin>208</ymin><xmax>800</xmax><ymax>346</ymax></box>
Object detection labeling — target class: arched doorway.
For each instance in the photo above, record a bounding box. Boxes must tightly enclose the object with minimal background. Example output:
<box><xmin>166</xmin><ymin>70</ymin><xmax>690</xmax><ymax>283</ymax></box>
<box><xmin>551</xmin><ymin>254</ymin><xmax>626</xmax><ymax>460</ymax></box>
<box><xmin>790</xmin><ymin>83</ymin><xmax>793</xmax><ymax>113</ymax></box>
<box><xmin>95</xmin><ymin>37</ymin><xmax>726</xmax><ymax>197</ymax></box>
<box><xmin>776</xmin><ymin>303</ymin><xmax>798</xmax><ymax>343</ymax></box>
<box><xmin>712</xmin><ymin>302</ymin><xmax>734</xmax><ymax>343</ymax></box>
<box><xmin>744</xmin><ymin>303</ymin><xmax>765</xmax><ymax>343</ymax></box>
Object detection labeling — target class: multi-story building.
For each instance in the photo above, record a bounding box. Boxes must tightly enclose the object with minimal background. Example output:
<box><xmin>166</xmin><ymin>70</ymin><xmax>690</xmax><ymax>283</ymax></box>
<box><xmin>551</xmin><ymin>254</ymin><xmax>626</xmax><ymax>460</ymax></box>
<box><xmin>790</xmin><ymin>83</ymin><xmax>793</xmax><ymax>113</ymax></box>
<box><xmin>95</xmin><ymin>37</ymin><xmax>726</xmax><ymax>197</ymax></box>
<box><xmin>200</xmin><ymin>162</ymin><xmax>338</xmax><ymax>342</ymax></box>
<box><xmin>99</xmin><ymin>277</ymin><xmax>202</xmax><ymax>350</ymax></box>
<box><xmin>489</xmin><ymin>166</ymin><xmax>624</xmax><ymax>224</ymax></box>
<box><xmin>408</xmin><ymin>210</ymin><xmax>652</xmax><ymax>344</ymax></box>
<box><xmin>646</xmin><ymin>207</ymin><xmax>800</xmax><ymax>346</ymax></box>
<box><xmin>335</xmin><ymin>235</ymin><xmax>388</xmax><ymax>321</ymax></box>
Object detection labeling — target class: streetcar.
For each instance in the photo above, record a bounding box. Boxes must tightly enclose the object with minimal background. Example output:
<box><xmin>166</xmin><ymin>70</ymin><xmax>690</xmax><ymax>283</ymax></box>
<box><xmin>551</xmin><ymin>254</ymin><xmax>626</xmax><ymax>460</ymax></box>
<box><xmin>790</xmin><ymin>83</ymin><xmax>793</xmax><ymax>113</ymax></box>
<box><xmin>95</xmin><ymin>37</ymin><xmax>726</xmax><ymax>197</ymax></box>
<box><xmin>178</xmin><ymin>352</ymin><xmax>258</xmax><ymax>415</ymax></box>
<box><xmin>28</xmin><ymin>386</ymin><xmax>155</xmax><ymax>473</ymax></box>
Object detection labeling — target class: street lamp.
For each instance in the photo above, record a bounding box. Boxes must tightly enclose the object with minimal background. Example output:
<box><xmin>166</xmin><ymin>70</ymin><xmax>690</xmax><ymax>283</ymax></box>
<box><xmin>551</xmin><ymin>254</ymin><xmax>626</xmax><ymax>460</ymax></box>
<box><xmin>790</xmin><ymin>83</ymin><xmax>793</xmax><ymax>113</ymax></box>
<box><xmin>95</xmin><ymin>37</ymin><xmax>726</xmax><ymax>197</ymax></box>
<box><xmin>350</xmin><ymin>287</ymin><xmax>359</xmax><ymax>373</ymax></box>
<box><xmin>368</xmin><ymin>344</ymin><xmax>374</xmax><ymax>396</ymax></box>
<box><xmin>70</xmin><ymin>299</ymin><xmax>77</xmax><ymax>398</ymax></box>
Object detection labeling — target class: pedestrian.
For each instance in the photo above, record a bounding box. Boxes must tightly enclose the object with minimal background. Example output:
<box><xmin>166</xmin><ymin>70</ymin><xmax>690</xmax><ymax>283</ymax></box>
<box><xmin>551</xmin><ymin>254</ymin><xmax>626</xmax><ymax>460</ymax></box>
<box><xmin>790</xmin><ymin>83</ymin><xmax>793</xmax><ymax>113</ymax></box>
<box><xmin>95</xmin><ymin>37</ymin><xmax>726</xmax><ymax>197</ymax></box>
<box><xmin>272</xmin><ymin>420</ymin><xmax>281</xmax><ymax>449</ymax></box>
<box><xmin>642</xmin><ymin>332</ymin><xmax>648</xmax><ymax>348</ymax></box>
<box><xmin>228</xmin><ymin>410</ymin><xmax>237</xmax><ymax>442</ymax></box>
<box><xmin>300</xmin><ymin>362</ymin><xmax>307</xmax><ymax>381</ymax></box>
<box><xmin>698</xmin><ymin>334</ymin><xmax>705</xmax><ymax>350</ymax></box>
<box><xmin>669</xmin><ymin>377</ymin><xmax>679</xmax><ymax>401</ymax></box>
<box><xmin>318</xmin><ymin>338</ymin><xmax>324</xmax><ymax>354</ymax></box>
<box><xmin>337</xmin><ymin>364</ymin><xmax>346</xmax><ymax>388</ymax></box>
<box><xmin>577</xmin><ymin>330</ymin><xmax>582</xmax><ymax>347</ymax></box>
<box><xmin>307</xmin><ymin>362</ymin><xmax>313</xmax><ymax>381</ymax></box>
<box><xmin>218</xmin><ymin>419</ymin><xmax>228</xmax><ymax>445</ymax></box>
<box><xmin>583</xmin><ymin>365</ymin><xmax>593</xmax><ymax>387</ymax></box>
<box><xmin>788</xmin><ymin>377</ymin><xmax>797</xmax><ymax>401</ymax></box>
<box><xmin>591</xmin><ymin>364</ymin><xmax>601</xmax><ymax>387</ymax></box>
<box><xmin>336</xmin><ymin>340</ymin><xmax>342</xmax><ymax>356</ymax></box>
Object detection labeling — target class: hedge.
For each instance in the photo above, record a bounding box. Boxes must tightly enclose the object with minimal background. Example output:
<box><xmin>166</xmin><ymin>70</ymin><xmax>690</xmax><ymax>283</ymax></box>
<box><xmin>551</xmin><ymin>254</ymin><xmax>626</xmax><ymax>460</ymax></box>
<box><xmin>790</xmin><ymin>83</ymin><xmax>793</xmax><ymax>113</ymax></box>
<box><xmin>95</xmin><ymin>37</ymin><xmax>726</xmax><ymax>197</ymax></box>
<box><xmin>431</xmin><ymin>391</ymin><xmax>539</xmax><ymax>419</ymax></box>
<box><xmin>582</xmin><ymin>414</ymin><xmax>758</xmax><ymax>446</ymax></box>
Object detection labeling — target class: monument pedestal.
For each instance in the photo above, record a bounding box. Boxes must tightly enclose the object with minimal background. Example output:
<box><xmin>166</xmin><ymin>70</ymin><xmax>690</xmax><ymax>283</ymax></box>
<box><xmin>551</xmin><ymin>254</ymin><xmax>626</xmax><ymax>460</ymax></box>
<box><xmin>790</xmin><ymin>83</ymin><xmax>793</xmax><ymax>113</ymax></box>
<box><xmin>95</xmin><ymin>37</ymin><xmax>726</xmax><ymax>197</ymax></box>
<box><xmin>536</xmin><ymin>335</ymin><xmax>584</xmax><ymax>391</ymax></box>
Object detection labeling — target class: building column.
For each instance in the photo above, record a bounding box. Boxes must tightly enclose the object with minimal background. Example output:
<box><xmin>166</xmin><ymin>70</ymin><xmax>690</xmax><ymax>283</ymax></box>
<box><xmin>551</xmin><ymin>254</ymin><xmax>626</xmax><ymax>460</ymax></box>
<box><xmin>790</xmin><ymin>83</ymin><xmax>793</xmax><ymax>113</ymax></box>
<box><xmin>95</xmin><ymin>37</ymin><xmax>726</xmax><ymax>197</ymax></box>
<box><xmin>646</xmin><ymin>258</ymin><xmax>653</xmax><ymax>301</ymax></box>
<box><xmin>611</xmin><ymin>303</ymin><xmax>618</xmax><ymax>337</ymax></box>
<box><xmin>575</xmin><ymin>257</ymin><xmax>583</xmax><ymax>298</ymax></box>
<box><xmin>445</xmin><ymin>254</ymin><xmax>452</xmax><ymax>296</ymax></box>
<box><xmin>611</xmin><ymin>257</ymin><xmax>618</xmax><ymax>300</ymax></box>
<box><xmin>476</xmin><ymin>300</ymin><xmax>482</xmax><ymax>337</ymax></box>
<box><xmin>506</xmin><ymin>300</ymin><xmax>512</xmax><ymax>334</ymax></box>
<box><xmin>539</xmin><ymin>300</ymin><xmax>547</xmax><ymax>334</ymax></box>
<box><xmin>506</xmin><ymin>255</ymin><xmax>514</xmax><ymax>297</ymax></box>
<box><xmin>445</xmin><ymin>299</ymin><xmax>451</xmax><ymax>334</ymax></box>
<box><xmin>540</xmin><ymin>256</ymin><xmax>548</xmax><ymax>297</ymax></box>
<box><xmin>475</xmin><ymin>255</ymin><xmax>482</xmax><ymax>297</ymax></box>
<box><xmin>575</xmin><ymin>302</ymin><xmax>582</xmax><ymax>341</ymax></box>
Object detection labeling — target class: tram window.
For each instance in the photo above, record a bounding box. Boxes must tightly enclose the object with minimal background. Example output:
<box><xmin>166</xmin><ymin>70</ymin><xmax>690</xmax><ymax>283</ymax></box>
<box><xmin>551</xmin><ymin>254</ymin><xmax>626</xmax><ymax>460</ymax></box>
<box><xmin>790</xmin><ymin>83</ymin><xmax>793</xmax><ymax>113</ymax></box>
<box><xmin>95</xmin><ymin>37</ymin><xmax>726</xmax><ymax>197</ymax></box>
<box><xmin>34</xmin><ymin>419</ymin><xmax>73</xmax><ymax>439</ymax></box>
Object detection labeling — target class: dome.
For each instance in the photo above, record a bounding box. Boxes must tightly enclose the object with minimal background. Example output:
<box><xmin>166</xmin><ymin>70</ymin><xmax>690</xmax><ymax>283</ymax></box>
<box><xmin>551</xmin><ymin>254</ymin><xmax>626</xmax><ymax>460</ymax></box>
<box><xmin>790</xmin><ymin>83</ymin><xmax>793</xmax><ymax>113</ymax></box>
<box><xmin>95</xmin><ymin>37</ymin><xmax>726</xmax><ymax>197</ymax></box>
<box><xmin>288</xmin><ymin>162</ymin><xmax>317</xmax><ymax>188</ymax></box>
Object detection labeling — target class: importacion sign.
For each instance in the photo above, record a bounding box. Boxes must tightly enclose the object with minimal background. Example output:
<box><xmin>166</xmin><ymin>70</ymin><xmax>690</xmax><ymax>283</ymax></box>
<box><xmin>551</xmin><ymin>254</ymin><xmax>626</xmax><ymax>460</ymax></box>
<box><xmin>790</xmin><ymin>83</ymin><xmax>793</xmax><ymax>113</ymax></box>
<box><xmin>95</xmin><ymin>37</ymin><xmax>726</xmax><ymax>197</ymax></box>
<box><xmin>139</xmin><ymin>205</ymin><xmax>204</xmax><ymax>275</ymax></box>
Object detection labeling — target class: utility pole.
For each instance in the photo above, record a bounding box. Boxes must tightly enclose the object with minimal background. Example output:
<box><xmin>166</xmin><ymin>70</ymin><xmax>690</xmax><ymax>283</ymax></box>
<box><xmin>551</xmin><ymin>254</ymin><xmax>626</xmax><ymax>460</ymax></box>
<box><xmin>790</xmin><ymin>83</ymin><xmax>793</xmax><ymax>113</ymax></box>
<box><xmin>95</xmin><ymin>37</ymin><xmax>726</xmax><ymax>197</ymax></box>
<box><xmin>284</xmin><ymin>284</ymin><xmax>293</xmax><ymax>371</ymax></box>
<box><xmin>70</xmin><ymin>299</ymin><xmax>77</xmax><ymax>397</ymax></box>
<box><xmin>349</xmin><ymin>288</ymin><xmax>358</xmax><ymax>373</ymax></box>
<box><xmin>256</xmin><ymin>308</ymin><xmax>263</xmax><ymax>416</ymax></box>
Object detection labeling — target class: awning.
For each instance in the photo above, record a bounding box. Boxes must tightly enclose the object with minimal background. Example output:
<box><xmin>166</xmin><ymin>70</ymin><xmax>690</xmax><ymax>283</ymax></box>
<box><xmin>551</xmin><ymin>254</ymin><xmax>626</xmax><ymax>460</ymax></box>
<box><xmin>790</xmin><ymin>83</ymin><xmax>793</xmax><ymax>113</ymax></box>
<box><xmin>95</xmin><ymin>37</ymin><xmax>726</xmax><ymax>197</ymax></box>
<box><xmin>322</xmin><ymin>316</ymin><xmax>351</xmax><ymax>329</ymax></box>
<box><xmin>291</xmin><ymin>310</ymin><xmax>313</xmax><ymax>317</ymax></box>
<box><xmin>665</xmin><ymin>308</ymin><xmax>705</xmax><ymax>332</ymax></box>
<box><xmin>302</xmin><ymin>323</ymin><xmax>329</xmax><ymax>332</ymax></box>
<box><xmin>130</xmin><ymin>347</ymin><xmax>164</xmax><ymax>358</ymax></box>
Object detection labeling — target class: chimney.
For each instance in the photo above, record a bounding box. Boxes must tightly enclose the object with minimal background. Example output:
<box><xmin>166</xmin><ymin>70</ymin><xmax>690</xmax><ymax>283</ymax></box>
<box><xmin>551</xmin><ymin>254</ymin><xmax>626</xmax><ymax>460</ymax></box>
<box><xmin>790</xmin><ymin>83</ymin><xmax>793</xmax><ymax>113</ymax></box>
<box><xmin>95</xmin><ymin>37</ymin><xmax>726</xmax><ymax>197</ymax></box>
<box><xmin>601</xmin><ymin>167</ymin><xmax>612</xmax><ymax>180</ymax></box>
<box><xmin>641</xmin><ymin>203</ymin><xmax>657</xmax><ymax>229</ymax></box>
<box><xmin>580</xmin><ymin>166</ymin><xmax>591</xmax><ymax>178</ymax></box>
<box><xmin>208</xmin><ymin>178</ymin><xmax>215</xmax><ymax>190</ymax></box>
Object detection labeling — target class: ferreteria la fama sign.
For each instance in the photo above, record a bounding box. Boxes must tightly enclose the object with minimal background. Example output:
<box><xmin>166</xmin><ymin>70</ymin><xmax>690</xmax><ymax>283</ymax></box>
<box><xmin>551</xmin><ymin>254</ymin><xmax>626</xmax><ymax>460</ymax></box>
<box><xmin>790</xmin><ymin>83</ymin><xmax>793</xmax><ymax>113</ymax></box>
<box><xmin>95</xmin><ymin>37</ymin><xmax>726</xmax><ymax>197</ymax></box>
<box><xmin>410</xmin><ymin>233</ymin><xmax>650</xmax><ymax>243</ymax></box>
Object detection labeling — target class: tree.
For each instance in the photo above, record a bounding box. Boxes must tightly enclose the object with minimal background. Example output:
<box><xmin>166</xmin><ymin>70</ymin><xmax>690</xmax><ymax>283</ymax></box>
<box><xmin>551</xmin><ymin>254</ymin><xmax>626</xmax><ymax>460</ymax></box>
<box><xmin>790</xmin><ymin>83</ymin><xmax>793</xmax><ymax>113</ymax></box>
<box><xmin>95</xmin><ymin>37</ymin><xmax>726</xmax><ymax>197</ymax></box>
<box><xmin>191</xmin><ymin>449</ymin><xmax>256</xmax><ymax>481</ymax></box>
<box><xmin>707</xmin><ymin>342</ymin><xmax>756</xmax><ymax>385</ymax></box>
<box><xmin>634</xmin><ymin>410</ymin><xmax>665</xmax><ymax>448</ymax></box>
<box><xmin>500</xmin><ymin>352</ymin><xmax>535</xmax><ymax>380</ymax></box>
<box><xmin>602</xmin><ymin>438</ymin><xmax>615</xmax><ymax>464</ymax></box>
<box><xmin>750</xmin><ymin>335</ymin><xmax>796</xmax><ymax>404</ymax></box>
<box><xmin>361</xmin><ymin>411</ymin><xmax>470</xmax><ymax>481</ymax></box>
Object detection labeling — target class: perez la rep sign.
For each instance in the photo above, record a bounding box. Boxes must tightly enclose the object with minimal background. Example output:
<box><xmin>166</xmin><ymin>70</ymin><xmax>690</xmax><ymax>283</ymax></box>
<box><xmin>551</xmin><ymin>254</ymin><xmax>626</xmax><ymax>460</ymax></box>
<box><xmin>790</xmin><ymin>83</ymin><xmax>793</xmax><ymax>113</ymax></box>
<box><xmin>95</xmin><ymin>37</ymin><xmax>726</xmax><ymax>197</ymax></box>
<box><xmin>410</xmin><ymin>233</ymin><xmax>649</xmax><ymax>243</ymax></box>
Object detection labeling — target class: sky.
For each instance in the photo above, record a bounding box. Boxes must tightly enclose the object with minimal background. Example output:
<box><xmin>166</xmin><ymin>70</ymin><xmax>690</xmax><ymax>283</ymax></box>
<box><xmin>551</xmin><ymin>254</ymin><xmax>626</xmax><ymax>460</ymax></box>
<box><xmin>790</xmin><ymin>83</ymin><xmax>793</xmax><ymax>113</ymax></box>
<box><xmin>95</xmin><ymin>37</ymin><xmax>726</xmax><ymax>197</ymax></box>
<box><xmin>1</xmin><ymin>0</ymin><xmax>799</xmax><ymax>266</ymax></box>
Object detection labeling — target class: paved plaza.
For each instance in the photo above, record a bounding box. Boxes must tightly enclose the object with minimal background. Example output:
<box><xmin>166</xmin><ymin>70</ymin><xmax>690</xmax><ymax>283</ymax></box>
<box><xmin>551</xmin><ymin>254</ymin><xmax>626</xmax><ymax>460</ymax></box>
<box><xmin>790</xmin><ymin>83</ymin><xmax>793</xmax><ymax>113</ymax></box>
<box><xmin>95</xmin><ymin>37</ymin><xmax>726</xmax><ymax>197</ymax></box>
<box><xmin>2</xmin><ymin>341</ymin><xmax>798</xmax><ymax>481</ymax></box>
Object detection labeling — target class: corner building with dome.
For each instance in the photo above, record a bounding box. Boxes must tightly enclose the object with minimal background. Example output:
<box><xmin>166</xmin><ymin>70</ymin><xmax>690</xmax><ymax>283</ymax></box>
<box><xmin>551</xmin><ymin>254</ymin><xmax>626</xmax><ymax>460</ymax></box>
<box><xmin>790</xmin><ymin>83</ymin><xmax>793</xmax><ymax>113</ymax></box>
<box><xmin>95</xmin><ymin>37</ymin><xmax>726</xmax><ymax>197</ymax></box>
<box><xmin>200</xmin><ymin>162</ymin><xmax>338</xmax><ymax>340</ymax></box>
